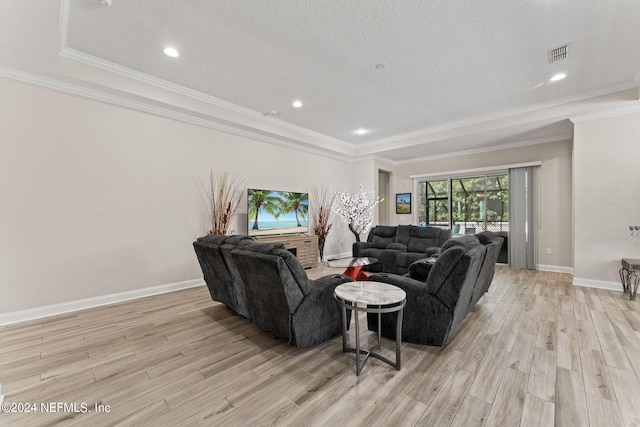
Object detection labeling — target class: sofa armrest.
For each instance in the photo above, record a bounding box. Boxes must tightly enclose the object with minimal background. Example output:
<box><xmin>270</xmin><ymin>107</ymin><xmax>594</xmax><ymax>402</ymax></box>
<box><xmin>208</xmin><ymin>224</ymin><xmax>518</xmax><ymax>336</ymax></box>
<box><xmin>310</xmin><ymin>274</ymin><xmax>353</xmax><ymax>291</ymax></box>
<box><xmin>368</xmin><ymin>273</ymin><xmax>449</xmax><ymax>314</ymax></box>
<box><xmin>387</xmin><ymin>243</ymin><xmax>407</xmax><ymax>251</ymax></box>
<box><xmin>369</xmin><ymin>272</ymin><xmax>428</xmax><ymax>293</ymax></box>
<box><xmin>408</xmin><ymin>257</ymin><xmax>437</xmax><ymax>282</ymax></box>
<box><xmin>367</xmin><ymin>272</ymin><xmax>455</xmax><ymax>346</ymax></box>
<box><xmin>304</xmin><ymin>274</ymin><xmax>354</xmax><ymax>303</ymax></box>
<box><xmin>425</xmin><ymin>247</ymin><xmax>441</xmax><ymax>257</ymax></box>
<box><xmin>300</xmin><ymin>274</ymin><xmax>353</xmax><ymax>317</ymax></box>
<box><xmin>352</xmin><ymin>241</ymin><xmax>372</xmax><ymax>257</ymax></box>
<box><xmin>381</xmin><ymin>249</ymin><xmax>403</xmax><ymax>273</ymax></box>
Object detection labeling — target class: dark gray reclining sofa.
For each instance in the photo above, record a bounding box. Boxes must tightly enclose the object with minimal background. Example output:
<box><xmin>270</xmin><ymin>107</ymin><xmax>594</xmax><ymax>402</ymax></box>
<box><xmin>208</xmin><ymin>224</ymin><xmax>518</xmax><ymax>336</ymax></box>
<box><xmin>193</xmin><ymin>234</ymin><xmax>255</xmax><ymax>318</ymax></box>
<box><xmin>193</xmin><ymin>234</ymin><xmax>352</xmax><ymax>347</ymax></box>
<box><xmin>353</xmin><ymin>225</ymin><xmax>451</xmax><ymax>275</ymax></box>
<box><xmin>367</xmin><ymin>231</ymin><xmax>503</xmax><ymax>346</ymax></box>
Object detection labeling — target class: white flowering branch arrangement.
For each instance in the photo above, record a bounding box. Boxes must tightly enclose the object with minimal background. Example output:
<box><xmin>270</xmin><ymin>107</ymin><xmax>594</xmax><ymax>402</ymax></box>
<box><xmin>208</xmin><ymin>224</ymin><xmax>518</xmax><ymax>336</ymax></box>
<box><xmin>198</xmin><ymin>171</ymin><xmax>244</xmax><ymax>235</ymax></box>
<box><xmin>333</xmin><ymin>185</ymin><xmax>383</xmax><ymax>242</ymax></box>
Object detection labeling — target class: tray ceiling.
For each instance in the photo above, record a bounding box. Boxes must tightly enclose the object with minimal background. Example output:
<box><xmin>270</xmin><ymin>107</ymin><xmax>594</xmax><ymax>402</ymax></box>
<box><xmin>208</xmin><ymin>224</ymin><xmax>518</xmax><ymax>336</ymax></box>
<box><xmin>1</xmin><ymin>0</ymin><xmax>640</xmax><ymax>161</ymax></box>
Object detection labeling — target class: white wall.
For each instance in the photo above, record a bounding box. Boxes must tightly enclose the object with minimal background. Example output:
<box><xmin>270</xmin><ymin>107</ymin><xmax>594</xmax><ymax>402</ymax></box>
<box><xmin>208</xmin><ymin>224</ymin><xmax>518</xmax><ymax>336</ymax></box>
<box><xmin>573</xmin><ymin>111</ymin><xmax>640</xmax><ymax>288</ymax></box>
<box><xmin>387</xmin><ymin>140</ymin><xmax>574</xmax><ymax>271</ymax></box>
<box><xmin>0</xmin><ymin>78</ymin><xmax>352</xmax><ymax>314</ymax></box>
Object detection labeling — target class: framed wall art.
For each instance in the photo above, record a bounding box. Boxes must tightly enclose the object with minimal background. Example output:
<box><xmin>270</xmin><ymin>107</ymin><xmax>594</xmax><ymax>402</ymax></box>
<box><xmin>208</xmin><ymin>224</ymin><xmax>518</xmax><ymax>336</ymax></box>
<box><xmin>396</xmin><ymin>193</ymin><xmax>411</xmax><ymax>214</ymax></box>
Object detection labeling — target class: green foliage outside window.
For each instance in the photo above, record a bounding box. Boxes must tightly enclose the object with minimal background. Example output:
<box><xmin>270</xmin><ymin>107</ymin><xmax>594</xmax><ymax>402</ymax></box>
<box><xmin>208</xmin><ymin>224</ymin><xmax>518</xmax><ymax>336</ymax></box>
<box><xmin>419</xmin><ymin>174</ymin><xmax>509</xmax><ymax>231</ymax></box>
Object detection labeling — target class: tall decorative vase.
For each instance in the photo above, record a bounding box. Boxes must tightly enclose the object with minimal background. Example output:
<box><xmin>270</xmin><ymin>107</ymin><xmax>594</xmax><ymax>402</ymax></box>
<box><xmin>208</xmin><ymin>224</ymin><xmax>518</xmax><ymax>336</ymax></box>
<box><xmin>318</xmin><ymin>237</ymin><xmax>326</xmax><ymax>262</ymax></box>
<box><xmin>309</xmin><ymin>186</ymin><xmax>337</xmax><ymax>263</ymax></box>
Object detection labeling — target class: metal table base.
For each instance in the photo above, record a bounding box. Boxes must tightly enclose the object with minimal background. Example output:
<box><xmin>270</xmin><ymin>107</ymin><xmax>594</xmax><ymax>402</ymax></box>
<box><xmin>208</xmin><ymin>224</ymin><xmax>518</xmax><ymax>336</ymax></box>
<box><xmin>620</xmin><ymin>258</ymin><xmax>640</xmax><ymax>301</ymax></box>
<box><xmin>335</xmin><ymin>298</ymin><xmax>405</xmax><ymax>376</ymax></box>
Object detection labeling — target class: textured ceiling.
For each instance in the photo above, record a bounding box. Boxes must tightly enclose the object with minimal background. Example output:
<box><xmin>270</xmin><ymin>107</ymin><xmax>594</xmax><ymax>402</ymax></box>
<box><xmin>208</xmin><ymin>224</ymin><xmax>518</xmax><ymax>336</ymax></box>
<box><xmin>1</xmin><ymin>0</ymin><xmax>640</xmax><ymax>162</ymax></box>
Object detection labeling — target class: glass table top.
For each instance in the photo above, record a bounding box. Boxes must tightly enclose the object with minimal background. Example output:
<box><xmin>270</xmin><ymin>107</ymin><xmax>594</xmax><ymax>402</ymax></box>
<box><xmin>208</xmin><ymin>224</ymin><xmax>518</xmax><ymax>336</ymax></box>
<box><xmin>325</xmin><ymin>257</ymin><xmax>378</xmax><ymax>268</ymax></box>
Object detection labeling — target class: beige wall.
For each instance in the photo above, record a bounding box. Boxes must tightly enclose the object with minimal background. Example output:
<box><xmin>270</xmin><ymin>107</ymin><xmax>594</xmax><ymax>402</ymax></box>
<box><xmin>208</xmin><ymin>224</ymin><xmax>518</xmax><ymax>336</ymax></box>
<box><xmin>8</xmin><ymin>73</ymin><xmax>634</xmax><ymax>316</ymax></box>
<box><xmin>387</xmin><ymin>140</ymin><xmax>574</xmax><ymax>271</ymax></box>
<box><xmin>0</xmin><ymin>78</ymin><xmax>352</xmax><ymax>314</ymax></box>
<box><xmin>573</xmin><ymin>111</ymin><xmax>640</xmax><ymax>288</ymax></box>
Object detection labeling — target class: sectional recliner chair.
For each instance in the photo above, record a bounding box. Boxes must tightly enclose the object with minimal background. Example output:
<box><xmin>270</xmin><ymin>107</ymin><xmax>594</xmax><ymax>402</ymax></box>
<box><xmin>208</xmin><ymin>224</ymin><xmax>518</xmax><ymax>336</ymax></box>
<box><xmin>193</xmin><ymin>235</ymin><xmax>352</xmax><ymax>347</ymax></box>
<box><xmin>367</xmin><ymin>231</ymin><xmax>503</xmax><ymax>346</ymax></box>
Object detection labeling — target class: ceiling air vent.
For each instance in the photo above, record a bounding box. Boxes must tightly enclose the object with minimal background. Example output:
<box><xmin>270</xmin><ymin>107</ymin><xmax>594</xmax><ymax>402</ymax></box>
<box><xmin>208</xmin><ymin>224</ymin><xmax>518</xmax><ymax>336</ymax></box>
<box><xmin>548</xmin><ymin>44</ymin><xmax>569</xmax><ymax>63</ymax></box>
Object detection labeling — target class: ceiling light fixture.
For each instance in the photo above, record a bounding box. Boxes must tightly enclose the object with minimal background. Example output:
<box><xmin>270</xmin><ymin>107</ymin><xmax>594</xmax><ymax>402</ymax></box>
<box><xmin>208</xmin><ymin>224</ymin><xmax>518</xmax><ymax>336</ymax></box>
<box><xmin>354</xmin><ymin>128</ymin><xmax>369</xmax><ymax>136</ymax></box>
<box><xmin>163</xmin><ymin>47</ymin><xmax>179</xmax><ymax>58</ymax></box>
<box><xmin>550</xmin><ymin>72</ymin><xmax>566</xmax><ymax>82</ymax></box>
<box><xmin>375</xmin><ymin>63</ymin><xmax>387</xmax><ymax>70</ymax></box>
<box><xmin>292</xmin><ymin>100</ymin><xmax>303</xmax><ymax>108</ymax></box>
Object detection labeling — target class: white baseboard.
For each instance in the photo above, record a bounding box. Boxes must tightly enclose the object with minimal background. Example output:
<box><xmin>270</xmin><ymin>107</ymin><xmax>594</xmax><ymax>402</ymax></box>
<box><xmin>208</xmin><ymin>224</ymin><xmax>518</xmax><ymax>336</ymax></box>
<box><xmin>572</xmin><ymin>277</ymin><xmax>621</xmax><ymax>291</ymax></box>
<box><xmin>0</xmin><ymin>278</ymin><xmax>204</xmax><ymax>326</ymax></box>
<box><xmin>537</xmin><ymin>264</ymin><xmax>574</xmax><ymax>274</ymax></box>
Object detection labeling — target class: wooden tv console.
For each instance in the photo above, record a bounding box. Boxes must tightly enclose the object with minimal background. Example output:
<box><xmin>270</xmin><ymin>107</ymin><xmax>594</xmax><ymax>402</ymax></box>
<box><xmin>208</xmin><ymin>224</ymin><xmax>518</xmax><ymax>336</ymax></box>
<box><xmin>256</xmin><ymin>234</ymin><xmax>318</xmax><ymax>269</ymax></box>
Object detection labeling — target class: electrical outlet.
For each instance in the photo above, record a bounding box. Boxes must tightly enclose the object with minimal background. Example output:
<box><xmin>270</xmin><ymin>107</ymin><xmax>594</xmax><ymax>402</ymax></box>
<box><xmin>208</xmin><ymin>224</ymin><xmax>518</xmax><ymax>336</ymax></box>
<box><xmin>546</xmin><ymin>248</ymin><xmax>552</xmax><ymax>255</ymax></box>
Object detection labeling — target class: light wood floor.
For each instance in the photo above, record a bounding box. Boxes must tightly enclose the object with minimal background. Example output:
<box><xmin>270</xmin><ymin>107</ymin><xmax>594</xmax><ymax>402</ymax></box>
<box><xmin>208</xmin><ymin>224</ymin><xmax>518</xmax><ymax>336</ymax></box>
<box><xmin>2</xmin><ymin>266</ymin><xmax>640</xmax><ymax>426</ymax></box>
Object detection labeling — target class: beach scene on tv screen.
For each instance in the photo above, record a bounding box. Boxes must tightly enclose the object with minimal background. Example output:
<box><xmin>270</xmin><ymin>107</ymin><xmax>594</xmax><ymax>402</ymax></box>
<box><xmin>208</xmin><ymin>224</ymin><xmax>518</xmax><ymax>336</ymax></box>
<box><xmin>247</xmin><ymin>189</ymin><xmax>309</xmax><ymax>236</ymax></box>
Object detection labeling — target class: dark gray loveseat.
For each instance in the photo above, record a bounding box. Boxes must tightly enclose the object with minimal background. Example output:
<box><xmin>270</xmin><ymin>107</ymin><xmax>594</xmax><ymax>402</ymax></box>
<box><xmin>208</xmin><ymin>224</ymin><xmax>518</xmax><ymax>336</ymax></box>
<box><xmin>194</xmin><ymin>235</ymin><xmax>353</xmax><ymax>347</ymax></box>
<box><xmin>353</xmin><ymin>225</ymin><xmax>451</xmax><ymax>275</ymax></box>
<box><xmin>367</xmin><ymin>231</ymin><xmax>503</xmax><ymax>346</ymax></box>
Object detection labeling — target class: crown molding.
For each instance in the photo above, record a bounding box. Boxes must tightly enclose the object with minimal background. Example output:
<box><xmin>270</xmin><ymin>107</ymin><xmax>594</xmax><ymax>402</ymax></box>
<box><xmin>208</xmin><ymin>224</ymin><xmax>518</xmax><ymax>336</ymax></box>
<box><xmin>59</xmin><ymin>0</ymin><xmax>71</xmax><ymax>54</ymax></box>
<box><xmin>0</xmin><ymin>66</ymin><xmax>355</xmax><ymax>163</ymax></box>
<box><xmin>358</xmin><ymin>83</ymin><xmax>639</xmax><ymax>151</ymax></box>
<box><xmin>570</xmin><ymin>100</ymin><xmax>640</xmax><ymax>123</ymax></box>
<box><xmin>394</xmin><ymin>134</ymin><xmax>572</xmax><ymax>165</ymax></box>
<box><xmin>57</xmin><ymin>0</ymin><xmax>352</xmax><ymax>153</ymax></box>
<box><xmin>351</xmin><ymin>133</ymin><xmax>571</xmax><ymax>166</ymax></box>
<box><xmin>410</xmin><ymin>161</ymin><xmax>542</xmax><ymax>180</ymax></box>
<box><xmin>42</xmin><ymin>0</ymin><xmax>640</xmax><ymax>165</ymax></box>
<box><xmin>347</xmin><ymin>152</ymin><xmax>398</xmax><ymax>167</ymax></box>
<box><xmin>0</xmin><ymin>64</ymin><xmax>584</xmax><ymax>167</ymax></box>
<box><xmin>57</xmin><ymin>48</ymin><xmax>353</xmax><ymax>153</ymax></box>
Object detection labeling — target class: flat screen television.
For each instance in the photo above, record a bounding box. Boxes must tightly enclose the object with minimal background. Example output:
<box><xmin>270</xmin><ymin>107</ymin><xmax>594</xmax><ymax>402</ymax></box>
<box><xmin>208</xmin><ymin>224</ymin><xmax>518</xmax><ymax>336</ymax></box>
<box><xmin>247</xmin><ymin>188</ymin><xmax>309</xmax><ymax>237</ymax></box>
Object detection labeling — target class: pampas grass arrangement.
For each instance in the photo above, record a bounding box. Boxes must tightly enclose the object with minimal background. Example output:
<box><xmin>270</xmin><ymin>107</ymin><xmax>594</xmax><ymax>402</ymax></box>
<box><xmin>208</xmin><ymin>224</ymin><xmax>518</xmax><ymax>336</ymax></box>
<box><xmin>309</xmin><ymin>186</ymin><xmax>337</xmax><ymax>261</ymax></box>
<box><xmin>198</xmin><ymin>171</ymin><xmax>244</xmax><ymax>235</ymax></box>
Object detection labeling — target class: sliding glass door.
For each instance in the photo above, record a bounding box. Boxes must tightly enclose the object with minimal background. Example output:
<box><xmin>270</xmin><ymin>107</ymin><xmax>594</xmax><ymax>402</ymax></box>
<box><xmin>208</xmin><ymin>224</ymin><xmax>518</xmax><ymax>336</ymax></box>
<box><xmin>419</xmin><ymin>174</ymin><xmax>508</xmax><ymax>233</ymax></box>
<box><xmin>418</xmin><ymin>173</ymin><xmax>509</xmax><ymax>261</ymax></box>
<box><xmin>420</xmin><ymin>180</ymin><xmax>449</xmax><ymax>227</ymax></box>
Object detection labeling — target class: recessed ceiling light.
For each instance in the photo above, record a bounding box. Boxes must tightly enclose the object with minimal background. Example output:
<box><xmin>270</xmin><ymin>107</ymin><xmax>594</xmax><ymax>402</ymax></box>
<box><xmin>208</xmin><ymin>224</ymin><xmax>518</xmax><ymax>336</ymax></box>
<box><xmin>550</xmin><ymin>72</ymin><xmax>566</xmax><ymax>82</ymax></box>
<box><xmin>292</xmin><ymin>100</ymin><xmax>303</xmax><ymax>108</ymax></box>
<box><xmin>375</xmin><ymin>63</ymin><xmax>387</xmax><ymax>70</ymax></box>
<box><xmin>354</xmin><ymin>128</ymin><xmax>369</xmax><ymax>136</ymax></box>
<box><xmin>163</xmin><ymin>47</ymin><xmax>179</xmax><ymax>58</ymax></box>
